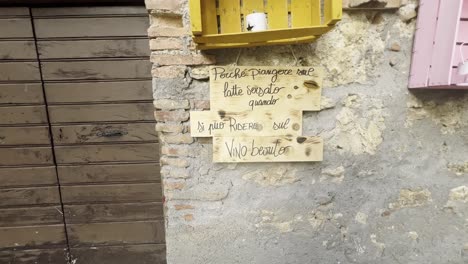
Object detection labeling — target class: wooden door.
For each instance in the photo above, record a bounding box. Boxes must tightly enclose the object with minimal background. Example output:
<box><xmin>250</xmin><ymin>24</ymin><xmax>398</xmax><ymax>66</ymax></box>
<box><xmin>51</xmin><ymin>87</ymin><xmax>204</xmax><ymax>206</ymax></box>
<box><xmin>0</xmin><ymin>6</ymin><xmax>165</xmax><ymax>264</ymax></box>
<box><xmin>0</xmin><ymin>7</ymin><xmax>68</xmax><ymax>263</ymax></box>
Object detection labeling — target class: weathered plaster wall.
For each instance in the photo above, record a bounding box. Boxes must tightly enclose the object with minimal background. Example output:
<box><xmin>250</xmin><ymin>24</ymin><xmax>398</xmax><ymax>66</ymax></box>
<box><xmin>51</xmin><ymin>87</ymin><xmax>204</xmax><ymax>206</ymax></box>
<box><xmin>148</xmin><ymin>1</ymin><xmax>468</xmax><ymax>263</ymax></box>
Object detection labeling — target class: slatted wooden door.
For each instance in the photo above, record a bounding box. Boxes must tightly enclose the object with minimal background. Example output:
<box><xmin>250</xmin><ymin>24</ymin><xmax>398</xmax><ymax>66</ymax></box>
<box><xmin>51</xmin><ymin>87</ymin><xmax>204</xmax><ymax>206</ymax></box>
<box><xmin>0</xmin><ymin>6</ymin><xmax>165</xmax><ymax>264</ymax></box>
<box><xmin>0</xmin><ymin>7</ymin><xmax>69</xmax><ymax>263</ymax></box>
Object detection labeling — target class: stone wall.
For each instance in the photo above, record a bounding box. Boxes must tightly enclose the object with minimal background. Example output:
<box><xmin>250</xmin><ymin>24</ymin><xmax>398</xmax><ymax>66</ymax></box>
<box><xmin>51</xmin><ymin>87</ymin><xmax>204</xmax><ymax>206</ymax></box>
<box><xmin>146</xmin><ymin>1</ymin><xmax>468</xmax><ymax>263</ymax></box>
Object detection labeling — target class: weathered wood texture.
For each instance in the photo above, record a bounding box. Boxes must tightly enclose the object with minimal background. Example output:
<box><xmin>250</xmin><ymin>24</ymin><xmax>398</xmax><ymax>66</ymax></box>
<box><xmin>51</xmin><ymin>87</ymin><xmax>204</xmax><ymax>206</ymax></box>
<box><xmin>48</xmin><ymin>103</ymin><xmax>154</xmax><ymax>123</ymax></box>
<box><xmin>0</xmin><ymin>41</ymin><xmax>37</xmax><ymax>60</ymax></box>
<box><xmin>0</xmin><ymin>106</ymin><xmax>47</xmax><ymax>124</ymax></box>
<box><xmin>69</xmin><ymin>244</ymin><xmax>166</xmax><ymax>264</ymax></box>
<box><xmin>0</xmin><ymin>62</ymin><xmax>40</xmax><ymax>81</ymax></box>
<box><xmin>0</xmin><ymin>248</ymin><xmax>68</xmax><ymax>264</ymax></box>
<box><xmin>54</xmin><ymin>143</ymin><xmax>159</xmax><ymax>164</ymax></box>
<box><xmin>0</xmin><ymin>147</ymin><xmax>53</xmax><ymax>166</ymax></box>
<box><xmin>41</xmin><ymin>60</ymin><xmax>151</xmax><ymax>81</ymax></box>
<box><xmin>0</xmin><ymin>225</ymin><xmax>66</xmax><ymax>249</ymax></box>
<box><xmin>0</xmin><ymin>19</ymin><xmax>33</xmax><ymax>39</ymax></box>
<box><xmin>0</xmin><ymin>206</ymin><xmax>64</xmax><ymax>227</ymax></box>
<box><xmin>0</xmin><ymin>167</ymin><xmax>57</xmax><ymax>188</ymax></box>
<box><xmin>0</xmin><ymin>126</ymin><xmax>50</xmax><ymax>146</ymax></box>
<box><xmin>0</xmin><ymin>83</ymin><xmax>44</xmax><ymax>104</ymax></box>
<box><xmin>38</xmin><ymin>39</ymin><xmax>149</xmax><ymax>59</ymax></box>
<box><xmin>32</xmin><ymin>6</ymin><xmax>147</xmax><ymax>16</ymax></box>
<box><xmin>34</xmin><ymin>17</ymin><xmax>148</xmax><ymax>38</ymax></box>
<box><xmin>44</xmin><ymin>81</ymin><xmax>152</xmax><ymax>103</ymax></box>
<box><xmin>61</xmin><ymin>183</ymin><xmax>162</xmax><ymax>204</ymax></box>
<box><xmin>57</xmin><ymin>163</ymin><xmax>160</xmax><ymax>184</ymax></box>
<box><xmin>65</xmin><ymin>202</ymin><xmax>164</xmax><ymax>223</ymax></box>
<box><xmin>67</xmin><ymin>221</ymin><xmax>165</xmax><ymax>246</ymax></box>
<box><xmin>52</xmin><ymin>123</ymin><xmax>157</xmax><ymax>144</ymax></box>
<box><xmin>0</xmin><ymin>186</ymin><xmax>60</xmax><ymax>207</ymax></box>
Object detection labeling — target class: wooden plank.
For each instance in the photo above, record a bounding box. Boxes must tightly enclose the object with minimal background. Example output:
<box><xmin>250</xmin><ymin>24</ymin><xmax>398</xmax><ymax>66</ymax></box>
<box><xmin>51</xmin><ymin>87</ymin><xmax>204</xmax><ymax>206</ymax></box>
<box><xmin>0</xmin><ymin>206</ymin><xmax>63</xmax><ymax>227</ymax></box>
<box><xmin>452</xmin><ymin>44</ymin><xmax>468</xmax><ymax>67</ymax></box>
<box><xmin>0</xmin><ymin>106</ymin><xmax>47</xmax><ymax>125</ymax></box>
<box><xmin>70</xmin><ymin>244</ymin><xmax>166</xmax><ymax>264</ymax></box>
<box><xmin>48</xmin><ymin>103</ymin><xmax>154</xmax><ymax>123</ymax></box>
<box><xmin>37</xmin><ymin>39</ymin><xmax>149</xmax><ymax>59</ymax></box>
<box><xmin>209</xmin><ymin>66</ymin><xmax>322</xmax><ymax>112</ymax></box>
<box><xmin>0</xmin><ymin>225</ymin><xmax>65</xmax><ymax>249</ymax></box>
<box><xmin>213</xmin><ymin>136</ymin><xmax>323</xmax><ymax>162</ymax></box>
<box><xmin>189</xmin><ymin>0</ymin><xmax>203</xmax><ymax>35</ymax></box>
<box><xmin>266</xmin><ymin>0</ymin><xmax>289</xmax><ymax>29</ymax></box>
<box><xmin>201</xmin><ymin>0</ymin><xmax>218</xmax><ymax>34</ymax></box>
<box><xmin>45</xmin><ymin>81</ymin><xmax>152</xmax><ymax>103</ymax></box>
<box><xmin>197</xmin><ymin>35</ymin><xmax>317</xmax><ymax>50</ymax></box>
<box><xmin>462</xmin><ymin>1</ymin><xmax>468</xmax><ymax>18</ymax></box>
<box><xmin>408</xmin><ymin>0</ymin><xmax>441</xmax><ymax>88</ymax></box>
<box><xmin>41</xmin><ymin>60</ymin><xmax>151</xmax><ymax>81</ymax></box>
<box><xmin>0</xmin><ymin>83</ymin><xmax>44</xmax><ymax>104</ymax></box>
<box><xmin>67</xmin><ymin>221</ymin><xmax>165</xmax><ymax>245</ymax></box>
<box><xmin>218</xmin><ymin>0</ymin><xmax>242</xmax><ymax>33</ymax></box>
<box><xmin>34</xmin><ymin>17</ymin><xmax>149</xmax><ymax>38</ymax></box>
<box><xmin>0</xmin><ymin>167</ymin><xmax>57</xmax><ymax>188</ymax></box>
<box><xmin>291</xmin><ymin>0</ymin><xmax>320</xmax><ymax>27</ymax></box>
<box><xmin>242</xmin><ymin>0</ymin><xmax>264</xmax><ymax>14</ymax></box>
<box><xmin>0</xmin><ymin>126</ymin><xmax>50</xmax><ymax>146</ymax></box>
<box><xmin>65</xmin><ymin>202</ymin><xmax>164</xmax><ymax>223</ymax></box>
<box><xmin>0</xmin><ymin>147</ymin><xmax>53</xmax><ymax>166</ymax></box>
<box><xmin>0</xmin><ymin>186</ymin><xmax>60</xmax><ymax>207</ymax></box>
<box><xmin>58</xmin><ymin>163</ymin><xmax>160</xmax><ymax>184</ymax></box>
<box><xmin>54</xmin><ymin>143</ymin><xmax>159</xmax><ymax>164</ymax></box>
<box><xmin>190</xmin><ymin>109</ymin><xmax>303</xmax><ymax>137</ymax></box>
<box><xmin>0</xmin><ymin>41</ymin><xmax>37</xmax><ymax>60</ymax></box>
<box><xmin>32</xmin><ymin>6</ymin><xmax>147</xmax><ymax>16</ymax></box>
<box><xmin>61</xmin><ymin>183</ymin><xmax>162</xmax><ymax>204</ymax></box>
<box><xmin>428</xmin><ymin>0</ymin><xmax>464</xmax><ymax>86</ymax></box>
<box><xmin>0</xmin><ymin>248</ymin><xmax>67</xmax><ymax>264</ymax></box>
<box><xmin>52</xmin><ymin>123</ymin><xmax>157</xmax><ymax>144</ymax></box>
<box><xmin>0</xmin><ymin>7</ymin><xmax>30</xmax><ymax>17</ymax></box>
<box><xmin>0</xmin><ymin>62</ymin><xmax>40</xmax><ymax>81</ymax></box>
<box><xmin>0</xmin><ymin>19</ymin><xmax>33</xmax><ymax>39</ymax></box>
<box><xmin>457</xmin><ymin>21</ymin><xmax>468</xmax><ymax>43</ymax></box>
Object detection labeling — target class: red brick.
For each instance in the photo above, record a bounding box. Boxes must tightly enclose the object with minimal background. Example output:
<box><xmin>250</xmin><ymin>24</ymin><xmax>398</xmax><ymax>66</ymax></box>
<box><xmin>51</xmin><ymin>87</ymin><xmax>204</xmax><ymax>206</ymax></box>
<box><xmin>151</xmin><ymin>15</ymin><xmax>183</xmax><ymax>28</ymax></box>
<box><xmin>150</xmin><ymin>38</ymin><xmax>184</xmax><ymax>51</ymax></box>
<box><xmin>154</xmin><ymin>111</ymin><xmax>189</xmax><ymax>122</ymax></box>
<box><xmin>161</xmin><ymin>145</ymin><xmax>193</xmax><ymax>156</ymax></box>
<box><xmin>151</xmin><ymin>54</ymin><xmax>216</xmax><ymax>66</ymax></box>
<box><xmin>174</xmin><ymin>204</ymin><xmax>194</xmax><ymax>210</ymax></box>
<box><xmin>156</xmin><ymin>123</ymin><xmax>184</xmax><ymax>133</ymax></box>
<box><xmin>161</xmin><ymin>157</ymin><xmax>190</xmax><ymax>168</ymax></box>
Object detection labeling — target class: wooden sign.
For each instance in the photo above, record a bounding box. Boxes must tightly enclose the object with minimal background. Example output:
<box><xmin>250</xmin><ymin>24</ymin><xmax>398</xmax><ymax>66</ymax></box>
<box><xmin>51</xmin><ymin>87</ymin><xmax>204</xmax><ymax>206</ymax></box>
<box><xmin>190</xmin><ymin>66</ymin><xmax>324</xmax><ymax>163</ymax></box>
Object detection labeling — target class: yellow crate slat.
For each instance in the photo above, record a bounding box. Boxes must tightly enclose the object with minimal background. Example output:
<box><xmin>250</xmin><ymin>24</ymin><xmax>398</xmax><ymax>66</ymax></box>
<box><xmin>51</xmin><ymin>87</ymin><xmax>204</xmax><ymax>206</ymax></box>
<box><xmin>196</xmin><ymin>36</ymin><xmax>317</xmax><ymax>50</ymax></box>
<box><xmin>202</xmin><ymin>0</ymin><xmax>218</xmax><ymax>34</ymax></box>
<box><xmin>189</xmin><ymin>0</ymin><xmax>203</xmax><ymax>35</ymax></box>
<box><xmin>242</xmin><ymin>0</ymin><xmax>265</xmax><ymax>15</ymax></box>
<box><xmin>266</xmin><ymin>0</ymin><xmax>289</xmax><ymax>29</ymax></box>
<box><xmin>219</xmin><ymin>0</ymin><xmax>242</xmax><ymax>33</ymax></box>
<box><xmin>325</xmin><ymin>0</ymin><xmax>343</xmax><ymax>25</ymax></box>
<box><xmin>194</xmin><ymin>25</ymin><xmax>331</xmax><ymax>44</ymax></box>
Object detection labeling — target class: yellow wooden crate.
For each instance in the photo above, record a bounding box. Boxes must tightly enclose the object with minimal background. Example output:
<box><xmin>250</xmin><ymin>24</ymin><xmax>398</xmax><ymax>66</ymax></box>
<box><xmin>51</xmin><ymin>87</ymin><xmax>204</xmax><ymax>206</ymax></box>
<box><xmin>189</xmin><ymin>0</ymin><xmax>342</xmax><ymax>50</ymax></box>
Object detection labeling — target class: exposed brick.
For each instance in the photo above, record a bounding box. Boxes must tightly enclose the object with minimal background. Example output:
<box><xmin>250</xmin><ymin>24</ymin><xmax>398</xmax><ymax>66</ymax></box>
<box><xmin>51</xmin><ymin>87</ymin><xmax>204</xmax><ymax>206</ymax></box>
<box><xmin>145</xmin><ymin>0</ymin><xmax>183</xmax><ymax>14</ymax></box>
<box><xmin>154</xmin><ymin>111</ymin><xmax>189</xmax><ymax>122</ymax></box>
<box><xmin>191</xmin><ymin>100</ymin><xmax>210</xmax><ymax>110</ymax></box>
<box><xmin>161</xmin><ymin>157</ymin><xmax>190</xmax><ymax>168</ymax></box>
<box><xmin>161</xmin><ymin>145</ymin><xmax>194</xmax><ymax>157</ymax></box>
<box><xmin>154</xmin><ymin>99</ymin><xmax>190</xmax><ymax>110</ymax></box>
<box><xmin>150</xmin><ymin>38</ymin><xmax>184</xmax><ymax>51</ymax></box>
<box><xmin>183</xmin><ymin>214</ymin><xmax>194</xmax><ymax>221</ymax></box>
<box><xmin>151</xmin><ymin>54</ymin><xmax>216</xmax><ymax>66</ymax></box>
<box><xmin>156</xmin><ymin>123</ymin><xmax>185</xmax><ymax>133</ymax></box>
<box><xmin>164</xmin><ymin>180</ymin><xmax>186</xmax><ymax>191</ymax></box>
<box><xmin>152</xmin><ymin>65</ymin><xmax>186</xmax><ymax>78</ymax></box>
<box><xmin>148</xmin><ymin>26</ymin><xmax>189</xmax><ymax>37</ymax></box>
<box><xmin>160</xmin><ymin>133</ymin><xmax>194</xmax><ymax>144</ymax></box>
<box><xmin>151</xmin><ymin>15</ymin><xmax>183</xmax><ymax>28</ymax></box>
<box><xmin>189</xmin><ymin>66</ymin><xmax>210</xmax><ymax>80</ymax></box>
<box><xmin>161</xmin><ymin>166</ymin><xmax>190</xmax><ymax>178</ymax></box>
<box><xmin>174</xmin><ymin>204</ymin><xmax>194</xmax><ymax>210</ymax></box>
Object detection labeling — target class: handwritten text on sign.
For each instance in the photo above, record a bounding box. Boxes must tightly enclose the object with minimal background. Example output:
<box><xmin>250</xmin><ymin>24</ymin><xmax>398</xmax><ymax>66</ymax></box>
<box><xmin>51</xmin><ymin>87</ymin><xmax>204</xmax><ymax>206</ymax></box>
<box><xmin>190</xmin><ymin>66</ymin><xmax>324</xmax><ymax>163</ymax></box>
